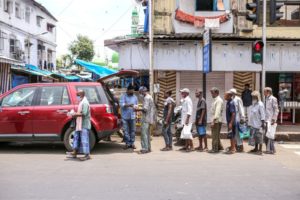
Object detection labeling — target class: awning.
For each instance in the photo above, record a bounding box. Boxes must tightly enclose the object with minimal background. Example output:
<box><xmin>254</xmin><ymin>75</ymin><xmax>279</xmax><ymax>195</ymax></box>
<box><xmin>0</xmin><ymin>56</ymin><xmax>25</xmax><ymax>66</ymax></box>
<box><xmin>51</xmin><ymin>72</ymin><xmax>80</xmax><ymax>81</ymax></box>
<box><xmin>26</xmin><ymin>64</ymin><xmax>52</xmax><ymax>76</ymax></box>
<box><xmin>11</xmin><ymin>66</ymin><xmax>46</xmax><ymax>76</ymax></box>
<box><xmin>75</xmin><ymin>59</ymin><xmax>117</xmax><ymax>78</ymax></box>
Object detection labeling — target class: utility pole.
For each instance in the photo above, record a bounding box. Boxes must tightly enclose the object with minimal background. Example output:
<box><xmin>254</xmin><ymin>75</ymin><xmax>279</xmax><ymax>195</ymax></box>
<box><xmin>262</xmin><ymin>0</ymin><xmax>267</xmax><ymax>99</ymax></box>
<box><xmin>149</xmin><ymin>0</ymin><xmax>154</xmax><ymax>96</ymax></box>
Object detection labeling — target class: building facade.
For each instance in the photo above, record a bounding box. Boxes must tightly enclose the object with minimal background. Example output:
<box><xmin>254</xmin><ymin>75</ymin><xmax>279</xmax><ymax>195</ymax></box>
<box><xmin>0</xmin><ymin>0</ymin><xmax>57</xmax><ymax>70</ymax></box>
<box><xmin>0</xmin><ymin>0</ymin><xmax>57</xmax><ymax>93</ymax></box>
<box><xmin>106</xmin><ymin>0</ymin><xmax>300</xmax><ymax>123</ymax></box>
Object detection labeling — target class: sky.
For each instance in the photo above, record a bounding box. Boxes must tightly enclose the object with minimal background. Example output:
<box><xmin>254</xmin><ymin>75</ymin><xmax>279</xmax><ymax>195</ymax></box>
<box><xmin>36</xmin><ymin>0</ymin><xmax>145</xmax><ymax>61</ymax></box>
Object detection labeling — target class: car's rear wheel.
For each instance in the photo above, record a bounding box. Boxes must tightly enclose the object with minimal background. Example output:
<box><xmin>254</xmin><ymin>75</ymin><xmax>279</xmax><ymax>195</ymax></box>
<box><xmin>63</xmin><ymin>128</ymin><xmax>96</xmax><ymax>152</ymax></box>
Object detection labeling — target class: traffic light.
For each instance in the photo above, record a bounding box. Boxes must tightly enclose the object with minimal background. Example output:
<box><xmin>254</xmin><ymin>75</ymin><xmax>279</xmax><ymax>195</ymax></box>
<box><xmin>246</xmin><ymin>0</ymin><xmax>260</xmax><ymax>25</ymax></box>
<box><xmin>252</xmin><ymin>40</ymin><xmax>264</xmax><ymax>64</ymax></box>
<box><xmin>270</xmin><ymin>0</ymin><xmax>284</xmax><ymax>24</ymax></box>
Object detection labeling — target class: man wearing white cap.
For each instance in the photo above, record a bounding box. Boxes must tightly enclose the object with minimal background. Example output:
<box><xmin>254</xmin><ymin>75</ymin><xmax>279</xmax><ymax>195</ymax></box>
<box><xmin>230</xmin><ymin>88</ymin><xmax>246</xmax><ymax>152</ymax></box>
<box><xmin>179</xmin><ymin>88</ymin><xmax>194</xmax><ymax>152</ymax></box>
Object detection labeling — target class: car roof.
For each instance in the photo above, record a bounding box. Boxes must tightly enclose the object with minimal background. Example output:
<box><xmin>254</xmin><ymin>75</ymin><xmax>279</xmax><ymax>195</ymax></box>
<box><xmin>15</xmin><ymin>82</ymin><xmax>102</xmax><ymax>88</ymax></box>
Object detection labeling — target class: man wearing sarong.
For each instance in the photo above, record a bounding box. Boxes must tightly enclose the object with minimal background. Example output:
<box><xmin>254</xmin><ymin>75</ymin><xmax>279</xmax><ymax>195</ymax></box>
<box><xmin>67</xmin><ymin>90</ymin><xmax>91</xmax><ymax>161</ymax></box>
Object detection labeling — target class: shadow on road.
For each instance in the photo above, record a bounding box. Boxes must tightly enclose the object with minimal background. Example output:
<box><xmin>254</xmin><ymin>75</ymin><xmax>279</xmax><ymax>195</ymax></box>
<box><xmin>0</xmin><ymin>139</ymin><xmax>130</xmax><ymax>155</ymax></box>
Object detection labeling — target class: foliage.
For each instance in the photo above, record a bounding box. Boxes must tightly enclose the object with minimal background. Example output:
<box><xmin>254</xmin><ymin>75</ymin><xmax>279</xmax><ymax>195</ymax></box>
<box><xmin>111</xmin><ymin>52</ymin><xmax>119</xmax><ymax>63</ymax></box>
<box><xmin>69</xmin><ymin>35</ymin><xmax>95</xmax><ymax>61</ymax></box>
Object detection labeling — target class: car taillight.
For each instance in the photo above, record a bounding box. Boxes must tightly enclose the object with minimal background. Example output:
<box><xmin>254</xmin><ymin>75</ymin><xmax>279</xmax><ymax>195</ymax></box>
<box><xmin>105</xmin><ymin>104</ymin><xmax>113</xmax><ymax>113</ymax></box>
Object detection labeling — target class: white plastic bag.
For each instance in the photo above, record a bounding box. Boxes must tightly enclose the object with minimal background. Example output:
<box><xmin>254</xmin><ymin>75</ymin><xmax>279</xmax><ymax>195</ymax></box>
<box><xmin>266</xmin><ymin>122</ymin><xmax>277</xmax><ymax>139</ymax></box>
<box><xmin>180</xmin><ymin>123</ymin><xmax>193</xmax><ymax>140</ymax></box>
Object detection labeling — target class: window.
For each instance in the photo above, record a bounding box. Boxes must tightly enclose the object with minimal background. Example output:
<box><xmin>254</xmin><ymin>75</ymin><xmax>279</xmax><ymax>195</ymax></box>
<box><xmin>9</xmin><ymin>37</ymin><xmax>20</xmax><ymax>55</ymax></box>
<box><xmin>15</xmin><ymin>2</ymin><xmax>21</xmax><ymax>19</ymax></box>
<box><xmin>25</xmin><ymin>7</ymin><xmax>30</xmax><ymax>23</ymax></box>
<box><xmin>3</xmin><ymin>0</ymin><xmax>13</xmax><ymax>14</ymax></box>
<box><xmin>39</xmin><ymin>86</ymin><xmax>70</xmax><ymax>106</ymax></box>
<box><xmin>9</xmin><ymin>38</ymin><xmax>15</xmax><ymax>54</ymax></box>
<box><xmin>76</xmin><ymin>86</ymin><xmax>102</xmax><ymax>104</ymax></box>
<box><xmin>47</xmin><ymin>23</ymin><xmax>55</xmax><ymax>33</ymax></box>
<box><xmin>196</xmin><ymin>0</ymin><xmax>226</xmax><ymax>11</ymax></box>
<box><xmin>36</xmin><ymin>16</ymin><xmax>43</xmax><ymax>27</ymax></box>
<box><xmin>0</xmin><ymin>31</ymin><xmax>6</xmax><ymax>50</ymax></box>
<box><xmin>275</xmin><ymin>4</ymin><xmax>300</xmax><ymax>26</ymax></box>
<box><xmin>1</xmin><ymin>87</ymin><xmax>36</xmax><ymax>107</ymax></box>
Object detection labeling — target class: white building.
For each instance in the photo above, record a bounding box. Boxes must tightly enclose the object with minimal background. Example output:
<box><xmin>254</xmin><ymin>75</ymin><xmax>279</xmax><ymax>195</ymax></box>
<box><xmin>0</xmin><ymin>0</ymin><xmax>57</xmax><ymax>93</ymax></box>
<box><xmin>0</xmin><ymin>0</ymin><xmax>57</xmax><ymax>70</ymax></box>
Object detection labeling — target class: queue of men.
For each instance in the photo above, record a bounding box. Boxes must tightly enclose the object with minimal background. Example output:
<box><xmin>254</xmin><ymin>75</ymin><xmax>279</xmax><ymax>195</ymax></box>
<box><xmin>117</xmin><ymin>84</ymin><xmax>279</xmax><ymax>155</ymax></box>
<box><xmin>68</xmin><ymin>83</ymin><xmax>278</xmax><ymax>160</ymax></box>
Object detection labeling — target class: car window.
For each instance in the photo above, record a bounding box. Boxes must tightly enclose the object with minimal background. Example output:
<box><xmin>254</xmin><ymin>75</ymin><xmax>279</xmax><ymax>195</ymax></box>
<box><xmin>39</xmin><ymin>86</ymin><xmax>70</xmax><ymax>106</ymax></box>
<box><xmin>76</xmin><ymin>86</ymin><xmax>102</xmax><ymax>104</ymax></box>
<box><xmin>1</xmin><ymin>87</ymin><xmax>36</xmax><ymax>107</ymax></box>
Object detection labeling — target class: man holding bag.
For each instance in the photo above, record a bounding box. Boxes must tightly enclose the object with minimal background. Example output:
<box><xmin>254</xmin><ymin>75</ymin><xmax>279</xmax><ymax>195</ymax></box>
<box><xmin>264</xmin><ymin>87</ymin><xmax>279</xmax><ymax>154</ymax></box>
<box><xmin>179</xmin><ymin>88</ymin><xmax>194</xmax><ymax>152</ymax></box>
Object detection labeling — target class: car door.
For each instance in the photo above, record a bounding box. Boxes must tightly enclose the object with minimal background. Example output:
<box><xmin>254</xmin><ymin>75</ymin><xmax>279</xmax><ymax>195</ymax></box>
<box><xmin>0</xmin><ymin>87</ymin><xmax>37</xmax><ymax>136</ymax></box>
<box><xmin>32</xmin><ymin>86</ymin><xmax>74</xmax><ymax>136</ymax></box>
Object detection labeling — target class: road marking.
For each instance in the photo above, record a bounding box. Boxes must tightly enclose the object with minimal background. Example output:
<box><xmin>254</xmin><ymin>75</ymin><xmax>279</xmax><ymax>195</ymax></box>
<box><xmin>295</xmin><ymin>152</ymin><xmax>300</xmax><ymax>156</ymax></box>
<box><xmin>280</xmin><ymin>144</ymin><xmax>300</xmax><ymax>149</ymax></box>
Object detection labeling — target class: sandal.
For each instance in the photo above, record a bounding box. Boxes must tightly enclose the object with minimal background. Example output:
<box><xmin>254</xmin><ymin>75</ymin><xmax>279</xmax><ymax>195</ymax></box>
<box><xmin>66</xmin><ymin>151</ymin><xmax>77</xmax><ymax>158</ymax></box>
<box><xmin>179</xmin><ymin>147</ymin><xmax>187</xmax><ymax>151</ymax></box>
<box><xmin>249</xmin><ymin>149</ymin><xmax>258</xmax><ymax>153</ymax></box>
<box><xmin>79</xmin><ymin>155</ymin><xmax>91</xmax><ymax>161</ymax></box>
<box><xmin>161</xmin><ymin>147</ymin><xmax>169</xmax><ymax>151</ymax></box>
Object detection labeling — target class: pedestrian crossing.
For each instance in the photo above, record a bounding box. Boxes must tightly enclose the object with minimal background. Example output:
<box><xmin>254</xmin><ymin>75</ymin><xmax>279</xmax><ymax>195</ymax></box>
<box><xmin>280</xmin><ymin>144</ymin><xmax>300</xmax><ymax>156</ymax></box>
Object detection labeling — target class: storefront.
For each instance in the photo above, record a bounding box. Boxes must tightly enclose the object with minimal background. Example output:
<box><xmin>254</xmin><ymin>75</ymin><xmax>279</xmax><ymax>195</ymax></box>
<box><xmin>266</xmin><ymin>73</ymin><xmax>300</xmax><ymax>124</ymax></box>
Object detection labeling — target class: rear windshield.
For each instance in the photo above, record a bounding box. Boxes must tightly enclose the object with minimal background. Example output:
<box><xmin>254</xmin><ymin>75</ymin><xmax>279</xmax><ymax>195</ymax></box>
<box><xmin>76</xmin><ymin>85</ymin><xmax>109</xmax><ymax>105</ymax></box>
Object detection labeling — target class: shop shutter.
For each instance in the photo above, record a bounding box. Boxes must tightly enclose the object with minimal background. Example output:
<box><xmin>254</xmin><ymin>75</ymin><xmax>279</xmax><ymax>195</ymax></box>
<box><xmin>206</xmin><ymin>72</ymin><xmax>226</xmax><ymax>123</ymax></box>
<box><xmin>157</xmin><ymin>71</ymin><xmax>176</xmax><ymax>119</ymax></box>
<box><xmin>180</xmin><ymin>71</ymin><xmax>203</xmax><ymax>121</ymax></box>
<box><xmin>233</xmin><ymin>72</ymin><xmax>256</xmax><ymax>95</ymax></box>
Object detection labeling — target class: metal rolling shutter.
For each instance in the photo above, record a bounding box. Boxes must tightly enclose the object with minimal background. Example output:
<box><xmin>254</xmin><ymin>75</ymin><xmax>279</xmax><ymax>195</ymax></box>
<box><xmin>157</xmin><ymin>71</ymin><xmax>176</xmax><ymax>119</ymax></box>
<box><xmin>180</xmin><ymin>71</ymin><xmax>203</xmax><ymax>121</ymax></box>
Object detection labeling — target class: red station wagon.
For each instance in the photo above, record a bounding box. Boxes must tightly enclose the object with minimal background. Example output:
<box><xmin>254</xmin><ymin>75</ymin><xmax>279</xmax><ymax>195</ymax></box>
<box><xmin>0</xmin><ymin>70</ymin><xmax>138</xmax><ymax>151</ymax></box>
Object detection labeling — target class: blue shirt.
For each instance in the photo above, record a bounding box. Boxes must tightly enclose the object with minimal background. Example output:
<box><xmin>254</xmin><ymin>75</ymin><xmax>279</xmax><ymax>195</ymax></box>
<box><xmin>119</xmin><ymin>94</ymin><xmax>138</xmax><ymax>120</ymax></box>
<box><xmin>226</xmin><ymin>99</ymin><xmax>236</xmax><ymax>125</ymax></box>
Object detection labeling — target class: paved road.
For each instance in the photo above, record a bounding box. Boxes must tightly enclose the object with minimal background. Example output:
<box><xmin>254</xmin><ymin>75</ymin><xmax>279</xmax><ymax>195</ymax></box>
<box><xmin>0</xmin><ymin>137</ymin><xmax>300</xmax><ymax>200</ymax></box>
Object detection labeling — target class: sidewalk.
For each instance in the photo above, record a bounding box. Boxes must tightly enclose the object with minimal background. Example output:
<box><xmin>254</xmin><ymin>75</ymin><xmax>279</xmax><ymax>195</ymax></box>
<box><xmin>152</xmin><ymin>124</ymin><xmax>300</xmax><ymax>142</ymax></box>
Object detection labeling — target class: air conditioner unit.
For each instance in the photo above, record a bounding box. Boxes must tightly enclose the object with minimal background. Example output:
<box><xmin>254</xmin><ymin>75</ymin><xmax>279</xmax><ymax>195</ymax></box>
<box><xmin>15</xmin><ymin>49</ymin><xmax>24</xmax><ymax>60</ymax></box>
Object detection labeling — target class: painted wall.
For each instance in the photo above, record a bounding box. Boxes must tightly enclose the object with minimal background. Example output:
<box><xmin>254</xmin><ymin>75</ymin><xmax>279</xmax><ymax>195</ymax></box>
<box><xmin>118</xmin><ymin>41</ymin><xmax>300</xmax><ymax>72</ymax></box>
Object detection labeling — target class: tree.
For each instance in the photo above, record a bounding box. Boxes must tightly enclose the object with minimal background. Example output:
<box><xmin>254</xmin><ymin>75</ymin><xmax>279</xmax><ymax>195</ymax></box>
<box><xmin>69</xmin><ymin>35</ymin><xmax>95</xmax><ymax>61</ymax></box>
<box><xmin>111</xmin><ymin>52</ymin><xmax>119</xmax><ymax>63</ymax></box>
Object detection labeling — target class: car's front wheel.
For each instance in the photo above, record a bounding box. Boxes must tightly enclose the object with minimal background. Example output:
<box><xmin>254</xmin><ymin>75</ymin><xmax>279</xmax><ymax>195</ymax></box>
<box><xmin>63</xmin><ymin>128</ymin><xmax>96</xmax><ymax>152</ymax></box>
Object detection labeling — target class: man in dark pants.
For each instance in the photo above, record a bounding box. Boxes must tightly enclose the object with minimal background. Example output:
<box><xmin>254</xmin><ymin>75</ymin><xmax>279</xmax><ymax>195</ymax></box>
<box><xmin>161</xmin><ymin>90</ymin><xmax>175</xmax><ymax>151</ymax></box>
<box><xmin>225</xmin><ymin>91</ymin><xmax>236</xmax><ymax>154</ymax></box>
<box><xmin>209</xmin><ymin>87</ymin><xmax>224</xmax><ymax>153</ymax></box>
<box><xmin>242</xmin><ymin>84</ymin><xmax>252</xmax><ymax>120</ymax></box>
<box><xmin>195</xmin><ymin>89</ymin><xmax>208</xmax><ymax>151</ymax></box>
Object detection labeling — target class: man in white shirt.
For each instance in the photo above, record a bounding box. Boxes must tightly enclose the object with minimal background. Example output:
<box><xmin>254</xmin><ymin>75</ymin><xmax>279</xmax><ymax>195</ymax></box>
<box><xmin>179</xmin><ymin>88</ymin><xmax>194</xmax><ymax>152</ymax></box>
<box><xmin>264</xmin><ymin>87</ymin><xmax>279</xmax><ymax>154</ymax></box>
